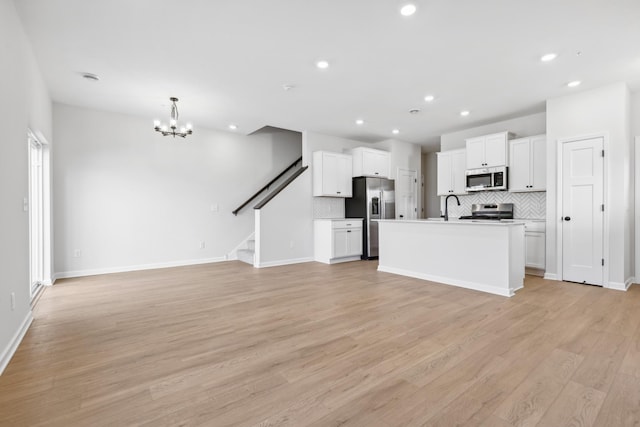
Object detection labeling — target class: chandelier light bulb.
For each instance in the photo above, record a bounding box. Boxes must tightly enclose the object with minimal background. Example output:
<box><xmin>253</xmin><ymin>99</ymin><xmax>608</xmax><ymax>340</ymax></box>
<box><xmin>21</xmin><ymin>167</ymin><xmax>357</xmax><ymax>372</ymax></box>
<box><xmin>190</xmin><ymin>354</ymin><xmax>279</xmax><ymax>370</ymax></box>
<box><xmin>153</xmin><ymin>120</ymin><xmax>161</xmax><ymax>128</ymax></box>
<box><xmin>186</xmin><ymin>123</ymin><xmax>193</xmax><ymax>130</ymax></box>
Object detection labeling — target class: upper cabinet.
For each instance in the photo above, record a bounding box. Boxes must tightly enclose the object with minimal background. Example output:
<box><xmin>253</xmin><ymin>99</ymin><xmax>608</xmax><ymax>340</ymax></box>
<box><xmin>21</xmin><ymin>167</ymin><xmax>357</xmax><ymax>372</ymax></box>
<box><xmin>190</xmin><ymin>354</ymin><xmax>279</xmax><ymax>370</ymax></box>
<box><xmin>350</xmin><ymin>147</ymin><xmax>390</xmax><ymax>178</ymax></box>
<box><xmin>466</xmin><ymin>131</ymin><xmax>514</xmax><ymax>169</ymax></box>
<box><xmin>437</xmin><ymin>149</ymin><xmax>467</xmax><ymax>196</ymax></box>
<box><xmin>313</xmin><ymin>151</ymin><xmax>353</xmax><ymax>197</ymax></box>
<box><xmin>509</xmin><ymin>135</ymin><xmax>546</xmax><ymax>192</ymax></box>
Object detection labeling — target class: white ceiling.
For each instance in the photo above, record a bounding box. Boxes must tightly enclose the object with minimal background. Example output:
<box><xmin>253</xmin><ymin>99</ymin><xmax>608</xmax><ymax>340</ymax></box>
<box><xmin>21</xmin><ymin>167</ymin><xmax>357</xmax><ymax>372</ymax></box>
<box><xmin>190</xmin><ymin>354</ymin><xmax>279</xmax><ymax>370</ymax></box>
<box><xmin>15</xmin><ymin>0</ymin><xmax>640</xmax><ymax>150</ymax></box>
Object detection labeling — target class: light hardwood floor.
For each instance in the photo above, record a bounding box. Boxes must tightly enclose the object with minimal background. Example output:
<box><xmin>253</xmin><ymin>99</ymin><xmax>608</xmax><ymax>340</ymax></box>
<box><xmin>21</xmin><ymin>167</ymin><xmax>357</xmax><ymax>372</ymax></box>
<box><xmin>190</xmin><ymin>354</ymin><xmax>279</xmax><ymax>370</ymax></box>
<box><xmin>1</xmin><ymin>261</ymin><xmax>639</xmax><ymax>426</ymax></box>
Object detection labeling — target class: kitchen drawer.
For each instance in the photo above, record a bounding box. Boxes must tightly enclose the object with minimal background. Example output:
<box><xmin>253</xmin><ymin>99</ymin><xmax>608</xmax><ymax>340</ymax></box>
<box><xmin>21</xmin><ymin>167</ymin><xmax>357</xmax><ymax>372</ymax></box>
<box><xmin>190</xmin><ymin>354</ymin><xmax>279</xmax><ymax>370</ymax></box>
<box><xmin>523</xmin><ymin>221</ymin><xmax>545</xmax><ymax>232</ymax></box>
<box><xmin>332</xmin><ymin>219</ymin><xmax>363</xmax><ymax>229</ymax></box>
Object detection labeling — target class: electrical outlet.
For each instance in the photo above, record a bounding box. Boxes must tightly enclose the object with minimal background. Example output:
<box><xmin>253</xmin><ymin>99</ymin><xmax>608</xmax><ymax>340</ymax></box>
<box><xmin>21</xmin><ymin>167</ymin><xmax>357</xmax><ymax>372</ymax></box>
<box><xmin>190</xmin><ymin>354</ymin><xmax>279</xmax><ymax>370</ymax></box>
<box><xmin>199</xmin><ymin>241</ymin><xmax>205</xmax><ymax>249</ymax></box>
<box><xmin>73</xmin><ymin>249</ymin><xmax>82</xmax><ymax>258</ymax></box>
<box><xmin>23</xmin><ymin>198</ymin><xmax>28</xmax><ymax>212</ymax></box>
<box><xmin>10</xmin><ymin>292</ymin><xmax>15</xmax><ymax>311</ymax></box>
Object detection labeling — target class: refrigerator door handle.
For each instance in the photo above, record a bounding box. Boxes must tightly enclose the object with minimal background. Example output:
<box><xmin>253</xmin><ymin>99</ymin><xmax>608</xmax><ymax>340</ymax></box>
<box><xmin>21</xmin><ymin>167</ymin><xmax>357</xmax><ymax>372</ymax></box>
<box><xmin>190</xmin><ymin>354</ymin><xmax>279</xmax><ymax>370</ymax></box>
<box><xmin>380</xmin><ymin>190</ymin><xmax>384</xmax><ymax>219</ymax></box>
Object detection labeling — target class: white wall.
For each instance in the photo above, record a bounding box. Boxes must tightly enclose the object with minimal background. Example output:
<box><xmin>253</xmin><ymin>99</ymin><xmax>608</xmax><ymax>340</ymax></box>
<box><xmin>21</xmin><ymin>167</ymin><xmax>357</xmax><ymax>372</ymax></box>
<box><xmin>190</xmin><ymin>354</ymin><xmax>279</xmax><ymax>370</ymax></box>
<box><xmin>440</xmin><ymin>112</ymin><xmax>546</xmax><ymax>151</ymax></box>
<box><xmin>255</xmin><ymin>171</ymin><xmax>313</xmax><ymax>267</ymax></box>
<box><xmin>632</xmin><ymin>91</ymin><xmax>640</xmax><ymax>138</ymax></box>
<box><xmin>0</xmin><ymin>0</ymin><xmax>52</xmax><ymax>372</ymax></box>
<box><xmin>546</xmin><ymin>83</ymin><xmax>632</xmax><ymax>288</ymax></box>
<box><xmin>423</xmin><ymin>152</ymin><xmax>439</xmax><ymax>218</ymax></box>
<box><xmin>53</xmin><ymin>104</ymin><xmax>301</xmax><ymax>277</ymax></box>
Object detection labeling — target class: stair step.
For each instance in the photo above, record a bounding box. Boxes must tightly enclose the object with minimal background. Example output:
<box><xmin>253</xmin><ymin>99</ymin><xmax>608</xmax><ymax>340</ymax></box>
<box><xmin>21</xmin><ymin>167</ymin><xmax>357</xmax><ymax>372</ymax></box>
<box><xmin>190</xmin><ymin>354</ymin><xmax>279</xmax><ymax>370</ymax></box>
<box><xmin>237</xmin><ymin>249</ymin><xmax>255</xmax><ymax>266</ymax></box>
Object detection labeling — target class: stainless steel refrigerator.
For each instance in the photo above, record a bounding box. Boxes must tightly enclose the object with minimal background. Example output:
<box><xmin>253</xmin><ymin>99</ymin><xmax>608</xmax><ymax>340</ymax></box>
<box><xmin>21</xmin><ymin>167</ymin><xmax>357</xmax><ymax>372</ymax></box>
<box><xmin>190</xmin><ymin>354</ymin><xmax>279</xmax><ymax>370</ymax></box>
<box><xmin>345</xmin><ymin>177</ymin><xmax>395</xmax><ymax>260</ymax></box>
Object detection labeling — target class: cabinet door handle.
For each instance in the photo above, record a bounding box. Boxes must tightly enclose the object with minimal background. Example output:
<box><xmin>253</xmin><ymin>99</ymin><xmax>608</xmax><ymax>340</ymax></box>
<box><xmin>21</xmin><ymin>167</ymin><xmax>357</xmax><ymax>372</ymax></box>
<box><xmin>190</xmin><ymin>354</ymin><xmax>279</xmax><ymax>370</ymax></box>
<box><xmin>564</xmin><ymin>216</ymin><xmax>571</xmax><ymax>221</ymax></box>
<box><xmin>347</xmin><ymin>230</ymin><xmax>352</xmax><ymax>233</ymax></box>
<box><xmin>375</xmin><ymin>172</ymin><xmax>379</xmax><ymax>175</ymax></box>
<box><xmin>336</xmin><ymin>191</ymin><xmax>341</xmax><ymax>194</ymax></box>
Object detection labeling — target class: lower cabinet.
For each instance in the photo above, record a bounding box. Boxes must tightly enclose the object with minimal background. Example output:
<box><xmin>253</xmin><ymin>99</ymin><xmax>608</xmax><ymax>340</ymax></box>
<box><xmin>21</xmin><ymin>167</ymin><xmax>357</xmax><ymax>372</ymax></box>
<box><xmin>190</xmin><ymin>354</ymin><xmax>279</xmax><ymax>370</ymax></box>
<box><xmin>524</xmin><ymin>221</ymin><xmax>545</xmax><ymax>274</ymax></box>
<box><xmin>314</xmin><ymin>219</ymin><xmax>363</xmax><ymax>264</ymax></box>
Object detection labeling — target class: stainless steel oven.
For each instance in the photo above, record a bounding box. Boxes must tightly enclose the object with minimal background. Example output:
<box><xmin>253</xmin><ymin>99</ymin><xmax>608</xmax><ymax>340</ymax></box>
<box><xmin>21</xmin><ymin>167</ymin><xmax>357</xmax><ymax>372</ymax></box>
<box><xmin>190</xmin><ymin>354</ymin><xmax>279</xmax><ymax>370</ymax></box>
<box><xmin>465</xmin><ymin>166</ymin><xmax>507</xmax><ymax>191</ymax></box>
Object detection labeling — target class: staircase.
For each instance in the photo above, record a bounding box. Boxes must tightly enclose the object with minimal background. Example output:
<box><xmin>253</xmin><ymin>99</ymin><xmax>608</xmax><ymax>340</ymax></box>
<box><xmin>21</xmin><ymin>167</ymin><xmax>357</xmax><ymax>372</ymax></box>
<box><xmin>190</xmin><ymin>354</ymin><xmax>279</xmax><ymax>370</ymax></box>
<box><xmin>231</xmin><ymin>155</ymin><xmax>308</xmax><ymax>268</ymax></box>
<box><xmin>237</xmin><ymin>239</ymin><xmax>255</xmax><ymax>266</ymax></box>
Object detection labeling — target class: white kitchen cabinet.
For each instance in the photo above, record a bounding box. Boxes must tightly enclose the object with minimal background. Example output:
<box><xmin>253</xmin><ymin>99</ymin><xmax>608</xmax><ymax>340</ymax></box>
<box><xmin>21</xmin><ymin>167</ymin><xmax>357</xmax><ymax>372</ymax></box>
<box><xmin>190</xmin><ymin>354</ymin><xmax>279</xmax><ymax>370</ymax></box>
<box><xmin>314</xmin><ymin>219</ymin><xmax>363</xmax><ymax>264</ymax></box>
<box><xmin>312</xmin><ymin>151</ymin><xmax>353</xmax><ymax>197</ymax></box>
<box><xmin>524</xmin><ymin>221</ymin><xmax>545</xmax><ymax>273</ymax></box>
<box><xmin>466</xmin><ymin>131</ymin><xmax>514</xmax><ymax>169</ymax></box>
<box><xmin>350</xmin><ymin>147</ymin><xmax>390</xmax><ymax>178</ymax></box>
<box><xmin>437</xmin><ymin>149</ymin><xmax>467</xmax><ymax>196</ymax></box>
<box><xmin>509</xmin><ymin>135</ymin><xmax>546</xmax><ymax>192</ymax></box>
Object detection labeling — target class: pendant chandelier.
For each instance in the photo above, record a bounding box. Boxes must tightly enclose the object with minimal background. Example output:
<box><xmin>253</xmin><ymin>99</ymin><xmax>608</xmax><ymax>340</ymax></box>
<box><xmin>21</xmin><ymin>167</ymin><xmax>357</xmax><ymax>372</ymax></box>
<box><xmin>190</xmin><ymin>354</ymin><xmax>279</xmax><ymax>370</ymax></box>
<box><xmin>153</xmin><ymin>97</ymin><xmax>193</xmax><ymax>138</ymax></box>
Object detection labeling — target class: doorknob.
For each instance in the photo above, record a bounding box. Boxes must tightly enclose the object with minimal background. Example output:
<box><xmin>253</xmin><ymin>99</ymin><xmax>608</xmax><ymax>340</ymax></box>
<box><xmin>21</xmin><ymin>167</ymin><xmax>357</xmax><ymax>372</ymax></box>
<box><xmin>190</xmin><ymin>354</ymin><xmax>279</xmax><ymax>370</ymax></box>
<box><xmin>564</xmin><ymin>216</ymin><xmax>571</xmax><ymax>221</ymax></box>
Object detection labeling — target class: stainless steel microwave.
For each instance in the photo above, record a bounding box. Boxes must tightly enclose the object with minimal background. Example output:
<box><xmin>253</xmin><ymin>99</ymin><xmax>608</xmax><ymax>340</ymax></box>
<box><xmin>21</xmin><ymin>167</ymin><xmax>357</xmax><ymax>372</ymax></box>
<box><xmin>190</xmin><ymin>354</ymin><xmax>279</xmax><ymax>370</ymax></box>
<box><xmin>465</xmin><ymin>166</ymin><xmax>507</xmax><ymax>191</ymax></box>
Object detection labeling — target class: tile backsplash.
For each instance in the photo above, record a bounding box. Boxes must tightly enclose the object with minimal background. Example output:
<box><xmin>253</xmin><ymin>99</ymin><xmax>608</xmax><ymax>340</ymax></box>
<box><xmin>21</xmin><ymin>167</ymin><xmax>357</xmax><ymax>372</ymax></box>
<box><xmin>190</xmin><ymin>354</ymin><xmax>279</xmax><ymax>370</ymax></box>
<box><xmin>313</xmin><ymin>197</ymin><xmax>345</xmax><ymax>219</ymax></box>
<box><xmin>441</xmin><ymin>191</ymin><xmax>546</xmax><ymax>219</ymax></box>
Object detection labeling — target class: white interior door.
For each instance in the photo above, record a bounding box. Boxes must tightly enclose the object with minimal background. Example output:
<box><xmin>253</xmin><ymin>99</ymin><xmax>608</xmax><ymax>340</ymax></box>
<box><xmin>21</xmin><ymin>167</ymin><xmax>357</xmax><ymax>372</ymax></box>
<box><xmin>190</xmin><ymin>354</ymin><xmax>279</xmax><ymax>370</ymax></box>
<box><xmin>561</xmin><ymin>137</ymin><xmax>604</xmax><ymax>286</ymax></box>
<box><xmin>397</xmin><ymin>168</ymin><xmax>417</xmax><ymax>220</ymax></box>
<box><xmin>29</xmin><ymin>135</ymin><xmax>44</xmax><ymax>298</ymax></box>
<box><xmin>636</xmin><ymin>137</ymin><xmax>640</xmax><ymax>283</ymax></box>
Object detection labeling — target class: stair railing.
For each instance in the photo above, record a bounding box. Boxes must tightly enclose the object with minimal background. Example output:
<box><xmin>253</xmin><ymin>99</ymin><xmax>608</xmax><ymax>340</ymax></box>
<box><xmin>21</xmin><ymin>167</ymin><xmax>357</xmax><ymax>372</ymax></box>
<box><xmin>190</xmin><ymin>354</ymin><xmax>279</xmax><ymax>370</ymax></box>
<box><xmin>232</xmin><ymin>156</ymin><xmax>303</xmax><ymax>216</ymax></box>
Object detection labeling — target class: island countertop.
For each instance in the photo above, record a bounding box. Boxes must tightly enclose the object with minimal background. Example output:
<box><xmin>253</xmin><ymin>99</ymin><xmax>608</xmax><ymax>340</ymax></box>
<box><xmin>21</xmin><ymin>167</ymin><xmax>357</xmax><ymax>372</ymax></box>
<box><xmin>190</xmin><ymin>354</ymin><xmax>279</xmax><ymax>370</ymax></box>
<box><xmin>376</xmin><ymin>219</ymin><xmax>525</xmax><ymax>297</ymax></box>
<box><xmin>376</xmin><ymin>218</ymin><xmax>526</xmax><ymax>226</ymax></box>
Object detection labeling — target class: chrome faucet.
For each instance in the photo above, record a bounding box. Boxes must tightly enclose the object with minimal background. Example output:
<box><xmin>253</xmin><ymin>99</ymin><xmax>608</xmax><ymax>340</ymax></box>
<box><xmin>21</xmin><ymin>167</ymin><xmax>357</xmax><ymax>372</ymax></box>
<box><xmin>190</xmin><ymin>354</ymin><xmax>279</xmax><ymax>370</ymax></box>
<box><xmin>444</xmin><ymin>194</ymin><xmax>460</xmax><ymax>221</ymax></box>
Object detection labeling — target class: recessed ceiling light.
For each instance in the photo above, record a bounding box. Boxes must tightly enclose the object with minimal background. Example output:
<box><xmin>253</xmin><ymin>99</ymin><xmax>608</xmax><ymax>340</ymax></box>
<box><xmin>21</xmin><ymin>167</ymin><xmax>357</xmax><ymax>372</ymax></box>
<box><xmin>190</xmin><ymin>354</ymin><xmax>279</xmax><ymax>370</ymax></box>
<box><xmin>540</xmin><ymin>53</ymin><xmax>557</xmax><ymax>62</ymax></box>
<box><xmin>400</xmin><ymin>4</ymin><xmax>417</xmax><ymax>16</ymax></box>
<box><xmin>81</xmin><ymin>72</ymin><xmax>100</xmax><ymax>81</ymax></box>
<box><xmin>228</xmin><ymin>124</ymin><xmax>238</xmax><ymax>130</ymax></box>
<box><xmin>460</xmin><ymin>110</ymin><xmax>470</xmax><ymax>117</ymax></box>
<box><xmin>392</xmin><ymin>129</ymin><xmax>400</xmax><ymax>134</ymax></box>
<box><xmin>567</xmin><ymin>80</ymin><xmax>581</xmax><ymax>88</ymax></box>
<box><xmin>316</xmin><ymin>60</ymin><xmax>330</xmax><ymax>69</ymax></box>
<box><xmin>424</xmin><ymin>95</ymin><xmax>435</xmax><ymax>102</ymax></box>
<box><xmin>355</xmin><ymin>119</ymin><xmax>364</xmax><ymax>125</ymax></box>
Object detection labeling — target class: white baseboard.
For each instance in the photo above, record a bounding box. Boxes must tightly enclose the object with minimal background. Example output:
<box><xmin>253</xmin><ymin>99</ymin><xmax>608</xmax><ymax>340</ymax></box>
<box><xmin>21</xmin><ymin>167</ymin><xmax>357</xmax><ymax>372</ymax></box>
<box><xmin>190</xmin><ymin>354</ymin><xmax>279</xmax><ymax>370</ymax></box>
<box><xmin>543</xmin><ymin>273</ymin><xmax>560</xmax><ymax>281</ymax></box>
<box><xmin>55</xmin><ymin>256</ymin><xmax>228</xmax><ymax>280</ymax></box>
<box><xmin>608</xmin><ymin>277</ymin><xmax>634</xmax><ymax>291</ymax></box>
<box><xmin>377</xmin><ymin>265</ymin><xmax>518</xmax><ymax>297</ymax></box>
<box><xmin>0</xmin><ymin>312</ymin><xmax>33</xmax><ymax>376</ymax></box>
<box><xmin>256</xmin><ymin>257</ymin><xmax>314</xmax><ymax>268</ymax></box>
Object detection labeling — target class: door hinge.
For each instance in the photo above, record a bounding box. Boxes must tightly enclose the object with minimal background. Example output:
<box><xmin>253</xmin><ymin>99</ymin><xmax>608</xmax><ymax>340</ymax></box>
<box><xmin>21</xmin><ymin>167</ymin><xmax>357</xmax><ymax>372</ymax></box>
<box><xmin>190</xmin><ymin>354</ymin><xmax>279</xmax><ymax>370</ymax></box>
<box><xmin>602</xmin><ymin>150</ymin><xmax>605</xmax><ymax>157</ymax></box>
<box><xmin>414</xmin><ymin>178</ymin><xmax>417</xmax><ymax>183</ymax></box>
<box><xmin>602</xmin><ymin>258</ymin><xmax>605</xmax><ymax>266</ymax></box>
<box><xmin>601</xmin><ymin>204</ymin><xmax>604</xmax><ymax>212</ymax></box>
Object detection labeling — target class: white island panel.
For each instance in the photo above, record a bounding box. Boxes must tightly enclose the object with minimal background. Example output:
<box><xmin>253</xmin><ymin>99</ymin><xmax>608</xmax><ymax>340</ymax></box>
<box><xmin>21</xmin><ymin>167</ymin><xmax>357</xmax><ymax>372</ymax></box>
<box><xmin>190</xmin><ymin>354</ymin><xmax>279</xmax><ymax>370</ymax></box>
<box><xmin>377</xmin><ymin>220</ymin><xmax>525</xmax><ymax>297</ymax></box>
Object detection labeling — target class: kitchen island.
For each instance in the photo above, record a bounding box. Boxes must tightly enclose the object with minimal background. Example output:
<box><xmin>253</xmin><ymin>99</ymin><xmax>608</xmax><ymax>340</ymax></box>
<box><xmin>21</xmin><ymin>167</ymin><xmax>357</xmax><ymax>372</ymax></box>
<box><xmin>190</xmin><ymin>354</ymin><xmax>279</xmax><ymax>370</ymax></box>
<box><xmin>377</xmin><ymin>219</ymin><xmax>525</xmax><ymax>297</ymax></box>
